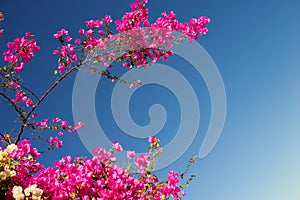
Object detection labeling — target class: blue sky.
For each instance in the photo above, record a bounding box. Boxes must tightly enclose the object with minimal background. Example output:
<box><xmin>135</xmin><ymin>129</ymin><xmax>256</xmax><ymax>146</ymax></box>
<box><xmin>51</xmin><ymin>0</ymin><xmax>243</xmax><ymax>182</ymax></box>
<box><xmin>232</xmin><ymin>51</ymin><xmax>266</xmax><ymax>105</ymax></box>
<box><xmin>1</xmin><ymin>0</ymin><xmax>300</xmax><ymax>199</ymax></box>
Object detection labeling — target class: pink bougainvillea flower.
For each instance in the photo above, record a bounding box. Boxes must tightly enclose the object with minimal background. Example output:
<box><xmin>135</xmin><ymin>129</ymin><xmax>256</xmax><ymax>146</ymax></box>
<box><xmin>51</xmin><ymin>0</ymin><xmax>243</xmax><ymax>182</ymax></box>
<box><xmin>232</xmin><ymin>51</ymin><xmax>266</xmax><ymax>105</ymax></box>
<box><xmin>103</xmin><ymin>15</ymin><xmax>113</xmax><ymax>24</ymax></box>
<box><xmin>134</xmin><ymin>153</ymin><xmax>150</xmax><ymax>170</ymax></box>
<box><xmin>127</xmin><ymin>150</ymin><xmax>135</xmax><ymax>159</ymax></box>
<box><xmin>31</xmin><ymin>112</ymin><xmax>37</xmax><ymax>118</ymax></box>
<box><xmin>3</xmin><ymin>33</ymin><xmax>40</xmax><ymax>72</ymax></box>
<box><xmin>9</xmin><ymin>80</ymin><xmax>20</xmax><ymax>89</ymax></box>
<box><xmin>53</xmin><ymin>28</ymin><xmax>68</xmax><ymax>38</ymax></box>
<box><xmin>92</xmin><ymin>147</ymin><xmax>116</xmax><ymax>162</ymax></box>
<box><xmin>25</xmin><ymin>32</ymin><xmax>32</xmax><ymax>38</ymax></box>
<box><xmin>15</xmin><ymin>91</ymin><xmax>24</xmax><ymax>102</ymax></box>
<box><xmin>113</xmin><ymin>141</ymin><xmax>123</xmax><ymax>152</ymax></box>
<box><xmin>136</xmin><ymin>80</ymin><xmax>142</xmax><ymax>86</ymax></box>
<box><xmin>14</xmin><ymin>62</ymin><xmax>24</xmax><ymax>73</ymax></box>
<box><xmin>73</xmin><ymin>121</ymin><xmax>84</xmax><ymax>133</ymax></box>
<box><xmin>60</xmin><ymin>120</ymin><xmax>68</xmax><ymax>129</ymax></box>
<box><xmin>74</xmin><ymin>38</ymin><xmax>81</xmax><ymax>44</ymax></box>
<box><xmin>22</xmin><ymin>96</ymin><xmax>33</xmax><ymax>107</ymax></box>
<box><xmin>65</xmin><ymin>36</ymin><xmax>72</xmax><ymax>42</ymax></box>
<box><xmin>35</xmin><ymin>118</ymin><xmax>49</xmax><ymax>128</ymax></box>
<box><xmin>0</xmin><ymin>29</ymin><xmax>4</xmax><ymax>38</ymax></box>
<box><xmin>46</xmin><ymin>136</ymin><xmax>63</xmax><ymax>148</ymax></box>
<box><xmin>148</xmin><ymin>136</ymin><xmax>157</xmax><ymax>144</ymax></box>
<box><xmin>78</xmin><ymin>29</ymin><xmax>85</xmax><ymax>35</ymax></box>
<box><xmin>52</xmin><ymin>117</ymin><xmax>61</xmax><ymax>123</ymax></box>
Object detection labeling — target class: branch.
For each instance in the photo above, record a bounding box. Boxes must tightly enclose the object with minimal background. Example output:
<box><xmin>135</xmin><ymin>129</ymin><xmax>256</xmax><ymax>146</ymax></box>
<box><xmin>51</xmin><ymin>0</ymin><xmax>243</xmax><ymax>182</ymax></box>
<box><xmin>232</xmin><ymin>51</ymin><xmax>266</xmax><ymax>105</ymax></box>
<box><xmin>0</xmin><ymin>132</ymin><xmax>10</xmax><ymax>144</ymax></box>
<box><xmin>21</xmin><ymin>85</ymin><xmax>39</xmax><ymax>101</ymax></box>
<box><xmin>14</xmin><ymin>62</ymin><xmax>83</xmax><ymax>144</ymax></box>
<box><xmin>0</xmin><ymin>72</ymin><xmax>39</xmax><ymax>101</ymax></box>
<box><xmin>13</xmin><ymin>45</ymin><xmax>164</xmax><ymax>143</ymax></box>
<box><xmin>0</xmin><ymin>91</ymin><xmax>26</xmax><ymax>121</ymax></box>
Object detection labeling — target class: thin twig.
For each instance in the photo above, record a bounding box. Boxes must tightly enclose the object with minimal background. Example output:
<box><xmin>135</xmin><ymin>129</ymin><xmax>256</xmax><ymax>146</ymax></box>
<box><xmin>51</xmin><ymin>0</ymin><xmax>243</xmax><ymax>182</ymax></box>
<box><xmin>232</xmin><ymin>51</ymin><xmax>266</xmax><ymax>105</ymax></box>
<box><xmin>0</xmin><ymin>73</ymin><xmax>39</xmax><ymax>100</ymax></box>
<box><xmin>0</xmin><ymin>91</ymin><xmax>26</xmax><ymax>120</ymax></box>
<box><xmin>15</xmin><ymin>62</ymin><xmax>83</xmax><ymax>144</ymax></box>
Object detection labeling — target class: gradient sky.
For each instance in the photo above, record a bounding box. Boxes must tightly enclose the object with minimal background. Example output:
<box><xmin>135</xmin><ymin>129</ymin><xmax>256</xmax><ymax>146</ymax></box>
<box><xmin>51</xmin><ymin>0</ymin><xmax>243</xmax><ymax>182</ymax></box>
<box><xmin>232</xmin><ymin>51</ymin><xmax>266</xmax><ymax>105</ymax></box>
<box><xmin>1</xmin><ymin>0</ymin><xmax>300</xmax><ymax>199</ymax></box>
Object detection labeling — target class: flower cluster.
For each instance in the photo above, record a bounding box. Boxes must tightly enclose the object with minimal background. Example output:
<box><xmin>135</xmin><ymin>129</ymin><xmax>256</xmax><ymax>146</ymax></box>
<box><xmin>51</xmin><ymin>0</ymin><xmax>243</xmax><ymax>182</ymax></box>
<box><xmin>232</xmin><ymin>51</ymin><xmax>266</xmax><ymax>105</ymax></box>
<box><xmin>134</xmin><ymin>153</ymin><xmax>150</xmax><ymax>170</ymax></box>
<box><xmin>115</xmin><ymin>0</ymin><xmax>149</xmax><ymax>32</ymax></box>
<box><xmin>11</xmin><ymin>91</ymin><xmax>34</xmax><ymax>107</ymax></box>
<box><xmin>0</xmin><ymin>138</ymin><xmax>191</xmax><ymax>200</ymax></box>
<box><xmin>35</xmin><ymin>117</ymin><xmax>84</xmax><ymax>133</ymax></box>
<box><xmin>50</xmin><ymin>0</ymin><xmax>209</xmax><ymax>83</ymax></box>
<box><xmin>149</xmin><ymin>136</ymin><xmax>160</xmax><ymax>149</ymax></box>
<box><xmin>152</xmin><ymin>11</ymin><xmax>210</xmax><ymax>40</ymax></box>
<box><xmin>31</xmin><ymin>155</ymin><xmax>146</xmax><ymax>199</ymax></box>
<box><xmin>3</xmin><ymin>32</ymin><xmax>40</xmax><ymax>73</ymax></box>
<box><xmin>114</xmin><ymin>0</ymin><xmax>209</xmax><ymax>69</ymax></box>
<box><xmin>8</xmin><ymin>80</ymin><xmax>20</xmax><ymax>89</ymax></box>
<box><xmin>52</xmin><ymin>29</ymin><xmax>78</xmax><ymax>74</ymax></box>
<box><xmin>34</xmin><ymin>117</ymin><xmax>84</xmax><ymax>149</ymax></box>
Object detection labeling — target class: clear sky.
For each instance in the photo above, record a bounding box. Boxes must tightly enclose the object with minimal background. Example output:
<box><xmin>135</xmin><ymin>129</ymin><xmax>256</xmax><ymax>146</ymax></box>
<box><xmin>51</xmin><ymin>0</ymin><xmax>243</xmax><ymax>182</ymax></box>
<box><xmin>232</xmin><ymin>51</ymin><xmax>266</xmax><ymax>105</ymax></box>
<box><xmin>1</xmin><ymin>0</ymin><xmax>300</xmax><ymax>199</ymax></box>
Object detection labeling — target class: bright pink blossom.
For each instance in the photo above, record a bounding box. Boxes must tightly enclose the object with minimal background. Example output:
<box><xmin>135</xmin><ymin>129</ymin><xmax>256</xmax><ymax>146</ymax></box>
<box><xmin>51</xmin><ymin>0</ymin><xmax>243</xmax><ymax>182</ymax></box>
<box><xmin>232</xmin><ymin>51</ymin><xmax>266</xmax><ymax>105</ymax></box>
<box><xmin>134</xmin><ymin>153</ymin><xmax>150</xmax><ymax>170</ymax></box>
<box><xmin>113</xmin><ymin>141</ymin><xmax>123</xmax><ymax>152</ymax></box>
<box><xmin>31</xmin><ymin>112</ymin><xmax>37</xmax><ymax>118</ymax></box>
<box><xmin>85</xmin><ymin>20</ymin><xmax>103</xmax><ymax>28</ymax></box>
<box><xmin>127</xmin><ymin>150</ymin><xmax>135</xmax><ymax>159</ymax></box>
<box><xmin>52</xmin><ymin>117</ymin><xmax>61</xmax><ymax>123</ymax></box>
<box><xmin>0</xmin><ymin>29</ymin><xmax>3</xmax><ymax>37</ymax></box>
<box><xmin>73</xmin><ymin>121</ymin><xmax>84</xmax><ymax>133</ymax></box>
<box><xmin>136</xmin><ymin>79</ymin><xmax>142</xmax><ymax>86</ymax></box>
<box><xmin>13</xmin><ymin>91</ymin><xmax>34</xmax><ymax>107</ymax></box>
<box><xmin>92</xmin><ymin>147</ymin><xmax>116</xmax><ymax>162</ymax></box>
<box><xmin>53</xmin><ymin>29</ymin><xmax>69</xmax><ymax>38</ymax></box>
<box><xmin>35</xmin><ymin>118</ymin><xmax>49</xmax><ymax>129</ymax></box>
<box><xmin>14</xmin><ymin>62</ymin><xmax>24</xmax><ymax>73</ymax></box>
<box><xmin>99</xmin><ymin>29</ymin><xmax>105</xmax><ymax>36</ymax></box>
<box><xmin>148</xmin><ymin>136</ymin><xmax>157</xmax><ymax>144</ymax></box>
<box><xmin>3</xmin><ymin>33</ymin><xmax>40</xmax><ymax>73</ymax></box>
<box><xmin>103</xmin><ymin>15</ymin><xmax>112</xmax><ymax>24</ymax></box>
<box><xmin>60</xmin><ymin>120</ymin><xmax>68</xmax><ymax>129</ymax></box>
<box><xmin>9</xmin><ymin>80</ymin><xmax>20</xmax><ymax>89</ymax></box>
<box><xmin>46</xmin><ymin>136</ymin><xmax>63</xmax><ymax>148</ymax></box>
<box><xmin>74</xmin><ymin>38</ymin><xmax>81</xmax><ymax>44</ymax></box>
